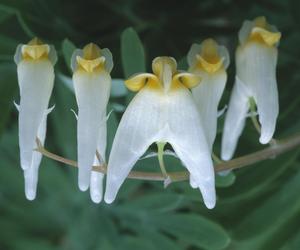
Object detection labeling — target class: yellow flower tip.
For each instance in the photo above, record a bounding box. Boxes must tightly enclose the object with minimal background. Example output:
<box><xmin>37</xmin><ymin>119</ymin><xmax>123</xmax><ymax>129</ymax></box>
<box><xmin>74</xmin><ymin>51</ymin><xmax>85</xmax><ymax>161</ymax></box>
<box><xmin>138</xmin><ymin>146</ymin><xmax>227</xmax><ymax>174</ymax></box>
<box><xmin>250</xmin><ymin>27</ymin><xmax>281</xmax><ymax>47</ymax></box>
<box><xmin>76</xmin><ymin>56</ymin><xmax>105</xmax><ymax>73</ymax></box>
<box><xmin>201</xmin><ymin>39</ymin><xmax>220</xmax><ymax>63</ymax></box>
<box><xmin>82</xmin><ymin>43</ymin><xmax>101</xmax><ymax>60</ymax></box>
<box><xmin>253</xmin><ymin>16</ymin><xmax>267</xmax><ymax>29</ymax></box>
<box><xmin>27</xmin><ymin>37</ymin><xmax>44</xmax><ymax>45</ymax></box>
<box><xmin>152</xmin><ymin>56</ymin><xmax>177</xmax><ymax>77</ymax></box>
<box><xmin>173</xmin><ymin>72</ymin><xmax>201</xmax><ymax>89</ymax></box>
<box><xmin>22</xmin><ymin>38</ymin><xmax>49</xmax><ymax>60</ymax></box>
<box><xmin>125</xmin><ymin>73</ymin><xmax>159</xmax><ymax>92</ymax></box>
<box><xmin>247</xmin><ymin>16</ymin><xmax>281</xmax><ymax>47</ymax></box>
<box><xmin>125</xmin><ymin>57</ymin><xmax>199</xmax><ymax>93</ymax></box>
<box><xmin>74</xmin><ymin>43</ymin><xmax>106</xmax><ymax>73</ymax></box>
<box><xmin>194</xmin><ymin>39</ymin><xmax>224</xmax><ymax>74</ymax></box>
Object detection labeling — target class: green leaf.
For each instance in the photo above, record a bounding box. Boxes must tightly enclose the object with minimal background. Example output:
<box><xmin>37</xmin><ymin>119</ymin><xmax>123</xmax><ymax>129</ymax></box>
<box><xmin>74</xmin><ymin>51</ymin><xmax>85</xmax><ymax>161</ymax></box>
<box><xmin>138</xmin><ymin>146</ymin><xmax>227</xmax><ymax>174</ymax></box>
<box><xmin>61</xmin><ymin>38</ymin><xmax>76</xmax><ymax>72</ymax></box>
<box><xmin>232</xmin><ymin>157</ymin><xmax>300</xmax><ymax>249</ymax></box>
<box><xmin>121</xmin><ymin>27</ymin><xmax>146</xmax><ymax>78</ymax></box>
<box><xmin>140</xmin><ymin>230</ymin><xmax>182</xmax><ymax>250</ymax></box>
<box><xmin>152</xmin><ymin>213</ymin><xmax>231</xmax><ymax>249</ymax></box>
<box><xmin>50</xmin><ymin>77</ymin><xmax>77</xmax><ymax>159</ymax></box>
<box><xmin>0</xmin><ymin>63</ymin><xmax>18</xmax><ymax>137</ymax></box>
<box><xmin>121</xmin><ymin>236</ymin><xmax>155</xmax><ymax>250</ymax></box>
<box><xmin>111</xmin><ymin>79</ymin><xmax>128</xmax><ymax>97</ymax></box>
<box><xmin>119</xmin><ymin>193</ymin><xmax>186</xmax><ymax>212</ymax></box>
<box><xmin>216</xmin><ymin>171</ymin><xmax>236</xmax><ymax>188</ymax></box>
<box><xmin>106</xmin><ymin>103</ymin><xmax>119</xmax><ymax>157</ymax></box>
<box><xmin>0</xmin><ymin>34</ymin><xmax>18</xmax><ymax>60</ymax></box>
<box><xmin>177</xmin><ymin>56</ymin><xmax>188</xmax><ymax>70</ymax></box>
<box><xmin>0</xmin><ymin>4</ymin><xmax>34</xmax><ymax>38</ymax></box>
<box><xmin>218</xmin><ymin>149</ymin><xmax>300</xmax><ymax>204</ymax></box>
<box><xmin>281</xmin><ymin>229</ymin><xmax>300</xmax><ymax>250</ymax></box>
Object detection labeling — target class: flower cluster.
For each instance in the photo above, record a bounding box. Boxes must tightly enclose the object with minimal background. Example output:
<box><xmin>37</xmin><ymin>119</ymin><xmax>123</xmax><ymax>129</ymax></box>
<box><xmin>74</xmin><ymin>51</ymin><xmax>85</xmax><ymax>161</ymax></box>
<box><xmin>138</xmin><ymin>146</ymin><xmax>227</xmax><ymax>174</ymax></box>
<box><xmin>14</xmin><ymin>17</ymin><xmax>281</xmax><ymax>209</ymax></box>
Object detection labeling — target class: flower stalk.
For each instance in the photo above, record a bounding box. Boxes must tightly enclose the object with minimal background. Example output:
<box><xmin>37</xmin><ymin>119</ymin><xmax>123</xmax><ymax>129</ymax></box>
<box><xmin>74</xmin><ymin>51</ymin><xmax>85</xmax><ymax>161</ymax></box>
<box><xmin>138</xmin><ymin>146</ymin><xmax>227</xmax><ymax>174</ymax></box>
<box><xmin>35</xmin><ymin>132</ymin><xmax>300</xmax><ymax>182</ymax></box>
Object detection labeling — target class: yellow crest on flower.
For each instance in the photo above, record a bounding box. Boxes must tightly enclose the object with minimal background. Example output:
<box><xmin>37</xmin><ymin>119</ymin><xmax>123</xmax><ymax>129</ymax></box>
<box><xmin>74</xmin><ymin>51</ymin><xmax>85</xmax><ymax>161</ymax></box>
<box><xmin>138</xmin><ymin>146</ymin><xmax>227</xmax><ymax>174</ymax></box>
<box><xmin>248</xmin><ymin>16</ymin><xmax>281</xmax><ymax>47</ymax></box>
<box><xmin>125</xmin><ymin>57</ymin><xmax>201</xmax><ymax>92</ymax></box>
<box><xmin>76</xmin><ymin>43</ymin><xmax>106</xmax><ymax>73</ymax></box>
<box><xmin>21</xmin><ymin>38</ymin><xmax>50</xmax><ymax>61</ymax></box>
<box><xmin>195</xmin><ymin>39</ymin><xmax>224</xmax><ymax>73</ymax></box>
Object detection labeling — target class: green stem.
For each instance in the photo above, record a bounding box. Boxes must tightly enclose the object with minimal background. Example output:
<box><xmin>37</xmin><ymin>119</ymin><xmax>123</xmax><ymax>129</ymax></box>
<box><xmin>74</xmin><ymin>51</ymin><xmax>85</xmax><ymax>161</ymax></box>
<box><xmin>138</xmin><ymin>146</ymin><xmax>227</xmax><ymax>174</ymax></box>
<box><xmin>157</xmin><ymin>142</ymin><xmax>168</xmax><ymax>177</ymax></box>
<box><xmin>212</xmin><ymin>152</ymin><xmax>223</xmax><ymax>164</ymax></box>
<box><xmin>35</xmin><ymin>132</ymin><xmax>300</xmax><ymax>183</ymax></box>
<box><xmin>156</xmin><ymin>142</ymin><xmax>172</xmax><ymax>187</ymax></box>
<box><xmin>249</xmin><ymin>97</ymin><xmax>261</xmax><ymax>134</ymax></box>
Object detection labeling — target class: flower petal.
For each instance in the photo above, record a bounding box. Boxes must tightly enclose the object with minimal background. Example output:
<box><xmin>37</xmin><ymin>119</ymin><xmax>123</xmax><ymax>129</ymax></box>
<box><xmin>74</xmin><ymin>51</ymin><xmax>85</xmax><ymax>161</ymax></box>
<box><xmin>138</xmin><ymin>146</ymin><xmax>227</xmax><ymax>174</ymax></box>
<box><xmin>73</xmin><ymin>71</ymin><xmax>111</xmax><ymax>191</ymax></box>
<box><xmin>104</xmin><ymin>89</ymin><xmax>163</xmax><ymax>204</ymax></box>
<box><xmin>90</xmin><ymin>121</ymin><xmax>107</xmax><ymax>203</ymax></box>
<box><xmin>16</xmin><ymin>105</ymin><xmax>54</xmax><ymax>200</ymax></box>
<box><xmin>167</xmin><ymin>89</ymin><xmax>216</xmax><ymax>209</ymax></box>
<box><xmin>24</xmin><ymin>111</ymin><xmax>47</xmax><ymax>200</ymax></box>
<box><xmin>125</xmin><ymin>73</ymin><xmax>157</xmax><ymax>92</ymax></box>
<box><xmin>173</xmin><ymin>72</ymin><xmax>201</xmax><ymax>89</ymax></box>
<box><xmin>17</xmin><ymin>60</ymin><xmax>54</xmax><ymax>170</ymax></box>
<box><xmin>192</xmin><ymin>71</ymin><xmax>226</xmax><ymax>149</ymax></box>
<box><xmin>101</xmin><ymin>48</ymin><xmax>114</xmax><ymax>73</ymax></box>
<box><xmin>221</xmin><ymin>77</ymin><xmax>250</xmax><ymax>161</ymax></box>
<box><xmin>90</xmin><ymin>156</ymin><xmax>104</xmax><ymax>204</ymax></box>
<box><xmin>236</xmin><ymin>43</ymin><xmax>279</xmax><ymax>144</ymax></box>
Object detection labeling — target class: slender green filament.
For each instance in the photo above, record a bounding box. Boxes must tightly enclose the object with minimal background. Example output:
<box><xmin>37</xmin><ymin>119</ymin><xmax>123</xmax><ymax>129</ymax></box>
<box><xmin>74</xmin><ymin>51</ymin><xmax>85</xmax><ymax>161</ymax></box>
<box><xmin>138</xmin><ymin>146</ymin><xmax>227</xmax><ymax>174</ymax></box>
<box><xmin>156</xmin><ymin>141</ymin><xmax>171</xmax><ymax>187</ymax></box>
<box><xmin>249</xmin><ymin>97</ymin><xmax>261</xmax><ymax>134</ymax></box>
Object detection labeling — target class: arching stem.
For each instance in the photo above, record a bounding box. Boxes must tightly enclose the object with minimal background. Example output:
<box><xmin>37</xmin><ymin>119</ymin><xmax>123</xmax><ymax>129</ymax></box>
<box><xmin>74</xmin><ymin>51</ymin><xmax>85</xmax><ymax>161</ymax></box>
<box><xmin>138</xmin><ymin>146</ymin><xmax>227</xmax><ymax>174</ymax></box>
<box><xmin>156</xmin><ymin>142</ymin><xmax>171</xmax><ymax>187</ymax></box>
<box><xmin>35</xmin><ymin>132</ymin><xmax>300</xmax><ymax>183</ymax></box>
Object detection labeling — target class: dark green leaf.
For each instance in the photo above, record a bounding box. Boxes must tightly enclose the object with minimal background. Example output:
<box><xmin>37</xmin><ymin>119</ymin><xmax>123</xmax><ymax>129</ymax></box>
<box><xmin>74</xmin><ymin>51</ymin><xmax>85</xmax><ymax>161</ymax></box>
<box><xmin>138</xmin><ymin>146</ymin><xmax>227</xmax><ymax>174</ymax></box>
<box><xmin>153</xmin><ymin>213</ymin><xmax>231</xmax><ymax>249</ymax></box>
<box><xmin>61</xmin><ymin>38</ymin><xmax>76</xmax><ymax>72</ymax></box>
<box><xmin>0</xmin><ymin>63</ymin><xmax>18</xmax><ymax>137</ymax></box>
<box><xmin>216</xmin><ymin>171</ymin><xmax>236</xmax><ymax>188</ymax></box>
<box><xmin>121</xmin><ymin>27</ymin><xmax>146</xmax><ymax>78</ymax></box>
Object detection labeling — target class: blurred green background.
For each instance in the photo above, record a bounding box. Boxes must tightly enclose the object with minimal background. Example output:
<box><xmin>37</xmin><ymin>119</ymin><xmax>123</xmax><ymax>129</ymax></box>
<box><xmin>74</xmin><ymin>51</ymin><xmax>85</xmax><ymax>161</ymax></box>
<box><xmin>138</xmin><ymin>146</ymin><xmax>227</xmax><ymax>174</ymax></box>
<box><xmin>1</xmin><ymin>0</ymin><xmax>300</xmax><ymax>249</ymax></box>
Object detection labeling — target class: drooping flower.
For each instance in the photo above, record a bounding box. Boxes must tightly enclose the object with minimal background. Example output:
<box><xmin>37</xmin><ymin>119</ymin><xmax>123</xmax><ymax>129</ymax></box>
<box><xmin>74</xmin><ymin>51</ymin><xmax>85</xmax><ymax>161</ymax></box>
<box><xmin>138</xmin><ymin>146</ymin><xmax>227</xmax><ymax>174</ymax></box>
<box><xmin>188</xmin><ymin>38</ymin><xmax>229</xmax><ymax>150</ymax></box>
<box><xmin>14</xmin><ymin>38</ymin><xmax>57</xmax><ymax>200</ymax></box>
<box><xmin>71</xmin><ymin>43</ymin><xmax>113</xmax><ymax>203</ymax></box>
<box><xmin>221</xmin><ymin>17</ymin><xmax>281</xmax><ymax>161</ymax></box>
<box><xmin>104</xmin><ymin>57</ymin><xmax>216</xmax><ymax>209</ymax></box>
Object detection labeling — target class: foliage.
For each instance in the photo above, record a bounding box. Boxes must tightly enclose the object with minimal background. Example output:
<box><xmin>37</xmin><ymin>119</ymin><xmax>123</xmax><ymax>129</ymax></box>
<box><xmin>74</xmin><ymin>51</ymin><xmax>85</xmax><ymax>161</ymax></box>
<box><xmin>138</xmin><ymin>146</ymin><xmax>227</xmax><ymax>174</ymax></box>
<box><xmin>0</xmin><ymin>0</ymin><xmax>300</xmax><ymax>249</ymax></box>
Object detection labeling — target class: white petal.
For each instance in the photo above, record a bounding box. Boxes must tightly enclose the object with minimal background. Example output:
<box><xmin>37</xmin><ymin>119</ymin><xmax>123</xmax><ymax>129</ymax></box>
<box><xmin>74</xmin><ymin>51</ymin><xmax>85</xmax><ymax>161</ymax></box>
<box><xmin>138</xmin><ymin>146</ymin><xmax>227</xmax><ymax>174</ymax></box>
<box><xmin>104</xmin><ymin>89</ymin><xmax>164</xmax><ymax>204</ymax></box>
<box><xmin>187</xmin><ymin>43</ymin><xmax>202</xmax><ymax>67</ymax></box>
<box><xmin>14</xmin><ymin>44</ymin><xmax>23</xmax><ymax>65</ymax></box>
<box><xmin>90</xmin><ymin>171</ymin><xmax>104</xmax><ymax>203</ymax></box>
<box><xmin>101</xmin><ymin>48</ymin><xmax>114</xmax><ymax>73</ymax></box>
<box><xmin>90</xmin><ymin>120</ymin><xmax>106</xmax><ymax>203</ymax></box>
<box><xmin>237</xmin><ymin>44</ymin><xmax>278</xmax><ymax>144</ymax></box>
<box><xmin>48</xmin><ymin>45</ymin><xmax>58</xmax><ymax>65</ymax></box>
<box><xmin>73</xmin><ymin>71</ymin><xmax>111</xmax><ymax>191</ymax></box>
<box><xmin>17</xmin><ymin>60</ymin><xmax>54</xmax><ymax>170</ymax></box>
<box><xmin>221</xmin><ymin>77</ymin><xmax>250</xmax><ymax>161</ymax></box>
<box><xmin>24</xmin><ymin>106</ymin><xmax>53</xmax><ymax>200</ymax></box>
<box><xmin>167</xmin><ymin>89</ymin><xmax>216</xmax><ymax>209</ymax></box>
<box><xmin>15</xmin><ymin>104</ymin><xmax>53</xmax><ymax>200</ymax></box>
<box><xmin>192</xmin><ymin>71</ymin><xmax>226</xmax><ymax>150</ymax></box>
<box><xmin>238</xmin><ymin>20</ymin><xmax>254</xmax><ymax>45</ymax></box>
<box><xmin>189</xmin><ymin>176</ymin><xmax>198</xmax><ymax>189</ymax></box>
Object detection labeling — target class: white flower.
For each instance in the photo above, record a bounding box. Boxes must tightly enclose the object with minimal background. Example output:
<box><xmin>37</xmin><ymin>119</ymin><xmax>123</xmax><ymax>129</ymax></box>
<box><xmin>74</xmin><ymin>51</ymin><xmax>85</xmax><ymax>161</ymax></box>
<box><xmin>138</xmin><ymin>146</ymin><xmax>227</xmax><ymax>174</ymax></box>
<box><xmin>188</xmin><ymin>38</ymin><xmax>229</xmax><ymax>150</ymax></box>
<box><xmin>104</xmin><ymin>57</ymin><xmax>216</xmax><ymax>209</ymax></box>
<box><xmin>14</xmin><ymin>38</ymin><xmax>57</xmax><ymax>200</ymax></box>
<box><xmin>71</xmin><ymin>43</ymin><xmax>113</xmax><ymax>203</ymax></box>
<box><xmin>221</xmin><ymin>17</ymin><xmax>281</xmax><ymax>161</ymax></box>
